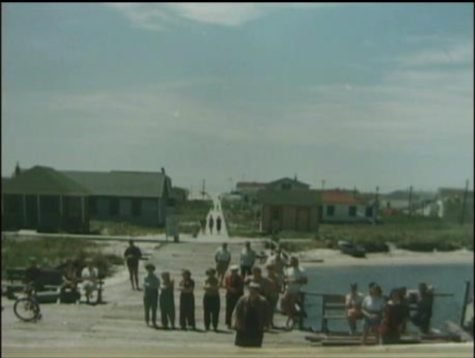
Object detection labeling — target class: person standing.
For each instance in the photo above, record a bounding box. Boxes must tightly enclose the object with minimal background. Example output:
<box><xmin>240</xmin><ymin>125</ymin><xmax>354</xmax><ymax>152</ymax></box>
<box><xmin>361</xmin><ymin>284</ymin><xmax>385</xmax><ymax>345</ymax></box>
<box><xmin>143</xmin><ymin>263</ymin><xmax>160</xmax><ymax>328</ymax></box>
<box><xmin>124</xmin><ymin>240</ymin><xmax>142</xmax><ymax>290</ymax></box>
<box><xmin>281</xmin><ymin>256</ymin><xmax>308</xmax><ymax>328</ymax></box>
<box><xmin>203</xmin><ymin>268</ymin><xmax>220</xmax><ymax>331</ymax></box>
<box><xmin>216</xmin><ymin>216</ymin><xmax>222</xmax><ymax>234</ymax></box>
<box><xmin>208</xmin><ymin>215</ymin><xmax>214</xmax><ymax>234</ymax></box>
<box><xmin>215</xmin><ymin>243</ymin><xmax>231</xmax><ymax>286</ymax></box>
<box><xmin>224</xmin><ymin>265</ymin><xmax>244</xmax><ymax>329</ymax></box>
<box><xmin>233</xmin><ymin>282</ymin><xmax>270</xmax><ymax>347</ymax></box>
<box><xmin>265</xmin><ymin>264</ymin><xmax>282</xmax><ymax>328</ymax></box>
<box><xmin>380</xmin><ymin>289</ymin><xmax>406</xmax><ymax>344</ymax></box>
<box><xmin>160</xmin><ymin>271</ymin><xmax>176</xmax><ymax>329</ymax></box>
<box><xmin>178</xmin><ymin>269</ymin><xmax>196</xmax><ymax>330</ymax></box>
<box><xmin>240</xmin><ymin>241</ymin><xmax>257</xmax><ymax>279</ymax></box>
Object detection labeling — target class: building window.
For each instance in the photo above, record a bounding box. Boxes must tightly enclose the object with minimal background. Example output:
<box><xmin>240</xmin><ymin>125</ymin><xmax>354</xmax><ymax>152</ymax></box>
<box><xmin>109</xmin><ymin>198</ymin><xmax>119</xmax><ymax>216</ymax></box>
<box><xmin>349</xmin><ymin>206</ymin><xmax>357</xmax><ymax>217</ymax></box>
<box><xmin>132</xmin><ymin>199</ymin><xmax>142</xmax><ymax>217</ymax></box>
<box><xmin>365</xmin><ymin>206</ymin><xmax>373</xmax><ymax>217</ymax></box>
<box><xmin>326</xmin><ymin>205</ymin><xmax>335</xmax><ymax>217</ymax></box>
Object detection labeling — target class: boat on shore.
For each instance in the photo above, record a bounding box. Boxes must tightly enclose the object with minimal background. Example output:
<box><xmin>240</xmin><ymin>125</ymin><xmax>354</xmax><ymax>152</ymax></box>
<box><xmin>337</xmin><ymin>240</ymin><xmax>366</xmax><ymax>258</ymax></box>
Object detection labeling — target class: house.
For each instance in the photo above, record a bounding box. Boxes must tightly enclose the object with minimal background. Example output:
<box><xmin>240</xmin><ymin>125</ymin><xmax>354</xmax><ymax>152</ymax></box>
<box><xmin>266</xmin><ymin>177</ymin><xmax>310</xmax><ymax>191</ymax></box>
<box><xmin>62</xmin><ymin>168</ymin><xmax>171</xmax><ymax>227</ymax></box>
<box><xmin>437</xmin><ymin>187</ymin><xmax>474</xmax><ymax>222</ymax></box>
<box><xmin>1</xmin><ymin>165</ymin><xmax>173</xmax><ymax>233</ymax></box>
<box><xmin>236</xmin><ymin>177</ymin><xmax>310</xmax><ymax>203</ymax></box>
<box><xmin>2</xmin><ymin>166</ymin><xmax>91</xmax><ymax>232</ymax></box>
<box><xmin>319</xmin><ymin>189</ymin><xmax>377</xmax><ymax>223</ymax></box>
<box><xmin>258</xmin><ymin>189</ymin><xmax>320</xmax><ymax>233</ymax></box>
<box><xmin>235</xmin><ymin>182</ymin><xmax>268</xmax><ymax>203</ymax></box>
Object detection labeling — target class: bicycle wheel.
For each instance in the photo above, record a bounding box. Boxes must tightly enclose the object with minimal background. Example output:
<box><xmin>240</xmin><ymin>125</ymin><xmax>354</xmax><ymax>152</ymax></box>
<box><xmin>13</xmin><ymin>298</ymin><xmax>40</xmax><ymax>322</ymax></box>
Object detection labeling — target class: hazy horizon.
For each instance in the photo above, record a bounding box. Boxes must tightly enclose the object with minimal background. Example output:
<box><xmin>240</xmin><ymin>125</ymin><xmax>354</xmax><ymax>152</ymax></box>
<box><xmin>2</xmin><ymin>3</ymin><xmax>473</xmax><ymax>195</ymax></box>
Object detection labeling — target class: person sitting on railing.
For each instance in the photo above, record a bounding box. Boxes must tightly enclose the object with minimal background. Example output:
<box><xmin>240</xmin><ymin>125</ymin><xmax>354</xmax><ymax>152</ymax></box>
<box><xmin>345</xmin><ymin>283</ymin><xmax>364</xmax><ymax>335</ymax></box>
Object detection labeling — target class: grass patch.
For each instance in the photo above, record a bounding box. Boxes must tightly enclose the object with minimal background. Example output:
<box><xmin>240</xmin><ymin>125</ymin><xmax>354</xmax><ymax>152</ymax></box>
<box><xmin>90</xmin><ymin>221</ymin><xmax>164</xmax><ymax>236</ymax></box>
<box><xmin>221</xmin><ymin>199</ymin><xmax>260</xmax><ymax>237</ymax></box>
<box><xmin>1</xmin><ymin>236</ymin><xmax>122</xmax><ymax>278</ymax></box>
<box><xmin>174</xmin><ymin>199</ymin><xmax>213</xmax><ymax>234</ymax></box>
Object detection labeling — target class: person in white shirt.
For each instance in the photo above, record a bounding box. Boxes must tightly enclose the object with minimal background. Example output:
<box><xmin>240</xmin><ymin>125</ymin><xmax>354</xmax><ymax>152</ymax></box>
<box><xmin>281</xmin><ymin>256</ymin><xmax>308</xmax><ymax>327</ymax></box>
<box><xmin>214</xmin><ymin>243</ymin><xmax>231</xmax><ymax>286</ymax></box>
<box><xmin>361</xmin><ymin>284</ymin><xmax>385</xmax><ymax>345</ymax></box>
<box><xmin>81</xmin><ymin>259</ymin><xmax>99</xmax><ymax>304</ymax></box>
<box><xmin>239</xmin><ymin>241</ymin><xmax>256</xmax><ymax>279</ymax></box>
<box><xmin>345</xmin><ymin>283</ymin><xmax>364</xmax><ymax>335</ymax></box>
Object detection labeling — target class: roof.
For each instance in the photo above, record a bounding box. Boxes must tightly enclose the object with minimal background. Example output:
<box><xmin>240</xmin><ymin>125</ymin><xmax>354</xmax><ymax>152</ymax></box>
<box><xmin>2</xmin><ymin>166</ymin><xmax>90</xmax><ymax>195</ymax></box>
<box><xmin>62</xmin><ymin>170</ymin><xmax>169</xmax><ymax>198</ymax></box>
<box><xmin>257</xmin><ymin>189</ymin><xmax>320</xmax><ymax>206</ymax></box>
<box><xmin>236</xmin><ymin>182</ymin><xmax>268</xmax><ymax>189</ymax></box>
<box><xmin>267</xmin><ymin>177</ymin><xmax>310</xmax><ymax>188</ymax></box>
<box><xmin>320</xmin><ymin>190</ymin><xmax>366</xmax><ymax>205</ymax></box>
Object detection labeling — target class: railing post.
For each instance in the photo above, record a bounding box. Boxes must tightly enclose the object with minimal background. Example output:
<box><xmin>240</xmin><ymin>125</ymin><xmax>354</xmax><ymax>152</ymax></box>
<box><xmin>299</xmin><ymin>292</ymin><xmax>305</xmax><ymax>330</ymax></box>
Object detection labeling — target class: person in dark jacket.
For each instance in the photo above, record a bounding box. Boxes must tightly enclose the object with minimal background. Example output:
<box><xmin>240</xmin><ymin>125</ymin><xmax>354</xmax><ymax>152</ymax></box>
<box><xmin>160</xmin><ymin>271</ymin><xmax>175</xmax><ymax>329</ymax></box>
<box><xmin>178</xmin><ymin>269</ymin><xmax>196</xmax><ymax>330</ymax></box>
<box><xmin>224</xmin><ymin>265</ymin><xmax>244</xmax><ymax>329</ymax></box>
<box><xmin>124</xmin><ymin>240</ymin><xmax>142</xmax><ymax>290</ymax></box>
<box><xmin>233</xmin><ymin>282</ymin><xmax>270</xmax><ymax>347</ymax></box>
<box><xmin>203</xmin><ymin>268</ymin><xmax>220</xmax><ymax>331</ymax></box>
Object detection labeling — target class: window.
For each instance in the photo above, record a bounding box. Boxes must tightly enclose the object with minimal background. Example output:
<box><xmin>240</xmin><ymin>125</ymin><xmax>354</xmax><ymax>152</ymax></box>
<box><xmin>349</xmin><ymin>206</ymin><xmax>357</xmax><ymax>217</ymax></box>
<box><xmin>109</xmin><ymin>198</ymin><xmax>119</xmax><ymax>216</ymax></box>
<box><xmin>326</xmin><ymin>205</ymin><xmax>335</xmax><ymax>217</ymax></box>
<box><xmin>365</xmin><ymin>206</ymin><xmax>373</xmax><ymax>217</ymax></box>
<box><xmin>132</xmin><ymin>198</ymin><xmax>142</xmax><ymax>217</ymax></box>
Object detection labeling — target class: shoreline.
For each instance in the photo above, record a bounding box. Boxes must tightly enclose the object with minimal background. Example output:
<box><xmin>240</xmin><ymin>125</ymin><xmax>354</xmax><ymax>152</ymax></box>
<box><xmin>297</xmin><ymin>248</ymin><xmax>474</xmax><ymax>267</ymax></box>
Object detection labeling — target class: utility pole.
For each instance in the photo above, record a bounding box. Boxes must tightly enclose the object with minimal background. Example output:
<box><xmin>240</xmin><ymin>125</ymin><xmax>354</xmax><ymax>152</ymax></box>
<box><xmin>321</xmin><ymin>179</ymin><xmax>326</xmax><ymax>191</ymax></box>
<box><xmin>460</xmin><ymin>179</ymin><xmax>469</xmax><ymax>225</ymax></box>
<box><xmin>408</xmin><ymin>185</ymin><xmax>413</xmax><ymax>217</ymax></box>
<box><xmin>201</xmin><ymin>179</ymin><xmax>206</xmax><ymax>200</ymax></box>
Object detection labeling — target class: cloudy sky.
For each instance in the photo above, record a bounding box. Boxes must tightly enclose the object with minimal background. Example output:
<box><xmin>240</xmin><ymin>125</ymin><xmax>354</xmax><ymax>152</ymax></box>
<box><xmin>2</xmin><ymin>3</ymin><xmax>473</xmax><ymax>195</ymax></box>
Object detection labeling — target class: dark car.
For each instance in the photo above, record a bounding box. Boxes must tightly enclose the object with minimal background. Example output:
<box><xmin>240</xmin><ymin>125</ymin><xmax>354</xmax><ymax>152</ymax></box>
<box><xmin>337</xmin><ymin>241</ymin><xmax>366</xmax><ymax>258</ymax></box>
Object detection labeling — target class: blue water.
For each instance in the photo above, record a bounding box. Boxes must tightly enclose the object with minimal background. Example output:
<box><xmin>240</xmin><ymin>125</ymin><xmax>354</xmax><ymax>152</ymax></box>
<box><xmin>302</xmin><ymin>263</ymin><xmax>474</xmax><ymax>332</ymax></box>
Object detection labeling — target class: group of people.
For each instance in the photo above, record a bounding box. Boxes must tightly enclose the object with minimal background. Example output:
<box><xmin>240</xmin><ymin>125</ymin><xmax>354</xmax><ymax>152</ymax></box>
<box><xmin>345</xmin><ymin>282</ymin><xmax>434</xmax><ymax>344</ymax></box>
<box><xmin>134</xmin><ymin>240</ymin><xmax>308</xmax><ymax>347</ymax></box>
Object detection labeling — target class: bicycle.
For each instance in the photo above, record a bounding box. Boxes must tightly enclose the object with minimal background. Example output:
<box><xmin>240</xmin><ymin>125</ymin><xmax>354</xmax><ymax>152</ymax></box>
<box><xmin>13</xmin><ymin>284</ymin><xmax>42</xmax><ymax>322</ymax></box>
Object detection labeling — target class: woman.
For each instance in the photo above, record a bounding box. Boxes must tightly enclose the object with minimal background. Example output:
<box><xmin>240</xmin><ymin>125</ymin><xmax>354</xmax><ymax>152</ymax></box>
<box><xmin>361</xmin><ymin>284</ymin><xmax>385</xmax><ymax>345</ymax></box>
<box><xmin>380</xmin><ymin>289</ymin><xmax>405</xmax><ymax>344</ymax></box>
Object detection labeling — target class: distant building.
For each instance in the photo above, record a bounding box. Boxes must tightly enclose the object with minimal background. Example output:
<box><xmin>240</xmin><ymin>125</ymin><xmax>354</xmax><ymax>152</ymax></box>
<box><xmin>319</xmin><ymin>189</ymin><xmax>377</xmax><ymax>223</ymax></box>
<box><xmin>170</xmin><ymin>187</ymin><xmax>189</xmax><ymax>204</ymax></box>
<box><xmin>2</xmin><ymin>165</ymin><xmax>172</xmax><ymax>233</ymax></box>
<box><xmin>258</xmin><ymin>189</ymin><xmax>320</xmax><ymax>233</ymax></box>
<box><xmin>236</xmin><ymin>177</ymin><xmax>310</xmax><ymax>204</ymax></box>
<box><xmin>266</xmin><ymin>177</ymin><xmax>310</xmax><ymax>191</ymax></box>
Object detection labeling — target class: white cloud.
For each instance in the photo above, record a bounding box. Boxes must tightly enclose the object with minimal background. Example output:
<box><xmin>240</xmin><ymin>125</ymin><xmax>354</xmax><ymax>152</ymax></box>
<box><xmin>106</xmin><ymin>3</ymin><xmax>335</xmax><ymax>29</ymax></box>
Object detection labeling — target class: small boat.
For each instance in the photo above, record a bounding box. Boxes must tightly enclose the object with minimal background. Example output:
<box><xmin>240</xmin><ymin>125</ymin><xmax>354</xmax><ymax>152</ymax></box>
<box><xmin>337</xmin><ymin>241</ymin><xmax>366</xmax><ymax>258</ymax></box>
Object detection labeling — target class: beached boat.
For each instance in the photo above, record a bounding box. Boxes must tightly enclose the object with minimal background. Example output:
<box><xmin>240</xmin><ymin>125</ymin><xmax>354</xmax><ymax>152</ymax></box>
<box><xmin>337</xmin><ymin>241</ymin><xmax>366</xmax><ymax>258</ymax></box>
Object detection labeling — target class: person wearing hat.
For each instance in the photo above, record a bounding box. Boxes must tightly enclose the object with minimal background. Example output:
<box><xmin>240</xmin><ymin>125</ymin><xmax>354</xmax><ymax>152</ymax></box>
<box><xmin>203</xmin><ymin>268</ymin><xmax>220</xmax><ymax>331</ymax></box>
<box><xmin>345</xmin><ymin>283</ymin><xmax>364</xmax><ymax>335</ymax></box>
<box><xmin>143</xmin><ymin>263</ymin><xmax>160</xmax><ymax>327</ymax></box>
<box><xmin>178</xmin><ymin>269</ymin><xmax>196</xmax><ymax>330</ymax></box>
<box><xmin>233</xmin><ymin>282</ymin><xmax>270</xmax><ymax>347</ymax></box>
<box><xmin>224</xmin><ymin>265</ymin><xmax>244</xmax><ymax>329</ymax></box>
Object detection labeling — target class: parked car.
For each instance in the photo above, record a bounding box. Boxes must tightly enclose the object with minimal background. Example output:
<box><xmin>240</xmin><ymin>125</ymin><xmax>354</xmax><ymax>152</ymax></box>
<box><xmin>337</xmin><ymin>240</ymin><xmax>366</xmax><ymax>258</ymax></box>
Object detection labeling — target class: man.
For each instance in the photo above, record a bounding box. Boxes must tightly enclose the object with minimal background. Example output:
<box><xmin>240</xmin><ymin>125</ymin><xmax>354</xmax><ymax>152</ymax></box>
<box><xmin>281</xmin><ymin>256</ymin><xmax>308</xmax><ymax>327</ymax></box>
<box><xmin>410</xmin><ymin>282</ymin><xmax>434</xmax><ymax>334</ymax></box>
<box><xmin>215</xmin><ymin>243</ymin><xmax>231</xmax><ymax>286</ymax></box>
<box><xmin>234</xmin><ymin>282</ymin><xmax>270</xmax><ymax>347</ymax></box>
<box><xmin>143</xmin><ymin>263</ymin><xmax>160</xmax><ymax>328</ymax></box>
<box><xmin>345</xmin><ymin>283</ymin><xmax>364</xmax><ymax>335</ymax></box>
<box><xmin>224</xmin><ymin>265</ymin><xmax>244</xmax><ymax>329</ymax></box>
<box><xmin>124</xmin><ymin>240</ymin><xmax>142</xmax><ymax>290</ymax></box>
<box><xmin>24</xmin><ymin>257</ymin><xmax>42</xmax><ymax>292</ymax></box>
<box><xmin>239</xmin><ymin>241</ymin><xmax>256</xmax><ymax>279</ymax></box>
<box><xmin>266</xmin><ymin>247</ymin><xmax>287</xmax><ymax>290</ymax></box>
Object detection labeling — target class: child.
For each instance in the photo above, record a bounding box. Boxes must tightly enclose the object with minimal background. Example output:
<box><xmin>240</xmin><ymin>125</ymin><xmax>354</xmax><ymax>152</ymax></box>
<box><xmin>179</xmin><ymin>269</ymin><xmax>196</xmax><ymax>330</ymax></box>
<box><xmin>143</xmin><ymin>263</ymin><xmax>160</xmax><ymax>327</ymax></box>
<box><xmin>160</xmin><ymin>271</ymin><xmax>175</xmax><ymax>329</ymax></box>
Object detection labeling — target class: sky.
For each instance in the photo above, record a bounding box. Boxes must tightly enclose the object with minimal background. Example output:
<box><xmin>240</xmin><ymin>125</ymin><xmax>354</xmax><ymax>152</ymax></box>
<box><xmin>2</xmin><ymin>3</ymin><xmax>473</xmax><ymax>195</ymax></box>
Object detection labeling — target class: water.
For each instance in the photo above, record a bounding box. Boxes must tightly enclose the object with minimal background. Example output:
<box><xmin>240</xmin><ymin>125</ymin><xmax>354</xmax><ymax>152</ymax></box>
<box><xmin>302</xmin><ymin>263</ymin><xmax>474</xmax><ymax>332</ymax></box>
